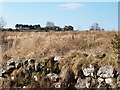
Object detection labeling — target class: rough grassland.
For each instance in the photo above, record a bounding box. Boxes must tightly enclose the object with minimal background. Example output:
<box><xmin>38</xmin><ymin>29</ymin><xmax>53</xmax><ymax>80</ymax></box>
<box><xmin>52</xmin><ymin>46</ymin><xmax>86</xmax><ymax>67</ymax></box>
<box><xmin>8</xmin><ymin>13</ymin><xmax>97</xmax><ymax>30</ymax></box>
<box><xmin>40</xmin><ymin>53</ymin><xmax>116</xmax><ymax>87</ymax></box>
<box><xmin>1</xmin><ymin>30</ymin><xmax>119</xmax><ymax>70</ymax></box>
<box><xmin>1</xmin><ymin>30</ymin><xmax>120</xmax><ymax>88</ymax></box>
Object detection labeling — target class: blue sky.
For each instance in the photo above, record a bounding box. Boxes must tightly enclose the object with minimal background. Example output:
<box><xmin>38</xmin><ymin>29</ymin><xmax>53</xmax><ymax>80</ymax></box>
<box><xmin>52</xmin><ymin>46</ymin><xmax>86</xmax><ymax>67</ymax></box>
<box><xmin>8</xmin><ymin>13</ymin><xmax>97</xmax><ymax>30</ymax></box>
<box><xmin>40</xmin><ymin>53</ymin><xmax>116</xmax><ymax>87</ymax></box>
<box><xmin>2</xmin><ymin>2</ymin><xmax>118</xmax><ymax>30</ymax></box>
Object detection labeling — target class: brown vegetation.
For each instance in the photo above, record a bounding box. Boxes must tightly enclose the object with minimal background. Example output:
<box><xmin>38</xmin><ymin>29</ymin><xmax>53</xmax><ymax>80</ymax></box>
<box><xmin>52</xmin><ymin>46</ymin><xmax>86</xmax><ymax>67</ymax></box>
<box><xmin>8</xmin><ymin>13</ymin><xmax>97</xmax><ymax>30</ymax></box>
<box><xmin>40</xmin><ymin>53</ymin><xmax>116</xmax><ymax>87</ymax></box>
<box><xmin>1</xmin><ymin>31</ymin><xmax>119</xmax><ymax>68</ymax></box>
<box><xmin>1</xmin><ymin>30</ymin><xmax>120</xmax><ymax>88</ymax></box>
<box><xmin>2</xmin><ymin>30</ymin><xmax>116</xmax><ymax>60</ymax></box>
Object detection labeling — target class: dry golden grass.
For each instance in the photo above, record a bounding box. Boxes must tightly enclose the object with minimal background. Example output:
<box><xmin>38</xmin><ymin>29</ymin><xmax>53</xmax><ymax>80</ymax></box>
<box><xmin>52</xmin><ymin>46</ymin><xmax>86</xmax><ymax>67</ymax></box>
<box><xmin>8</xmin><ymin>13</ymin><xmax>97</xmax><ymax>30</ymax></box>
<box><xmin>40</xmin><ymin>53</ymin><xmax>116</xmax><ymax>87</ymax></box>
<box><xmin>1</xmin><ymin>30</ymin><xmax>120</xmax><ymax>88</ymax></box>
<box><xmin>1</xmin><ymin>30</ymin><xmax>119</xmax><ymax>69</ymax></box>
<box><xmin>2</xmin><ymin>31</ymin><xmax>116</xmax><ymax>59</ymax></box>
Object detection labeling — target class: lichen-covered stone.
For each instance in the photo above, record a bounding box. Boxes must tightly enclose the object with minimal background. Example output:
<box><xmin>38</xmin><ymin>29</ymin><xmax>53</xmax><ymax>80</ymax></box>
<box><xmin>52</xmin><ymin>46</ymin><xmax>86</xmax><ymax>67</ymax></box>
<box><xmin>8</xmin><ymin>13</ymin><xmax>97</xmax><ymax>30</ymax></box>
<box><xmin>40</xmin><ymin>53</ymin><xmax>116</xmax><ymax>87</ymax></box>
<box><xmin>97</xmin><ymin>66</ymin><xmax>114</xmax><ymax>78</ymax></box>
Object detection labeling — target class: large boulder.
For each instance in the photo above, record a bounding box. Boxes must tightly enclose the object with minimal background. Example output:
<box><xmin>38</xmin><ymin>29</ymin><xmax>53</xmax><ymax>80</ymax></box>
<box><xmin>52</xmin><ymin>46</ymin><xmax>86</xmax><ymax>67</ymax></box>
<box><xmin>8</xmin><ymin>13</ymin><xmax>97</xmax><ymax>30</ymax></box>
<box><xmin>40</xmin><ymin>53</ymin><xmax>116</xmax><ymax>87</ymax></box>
<box><xmin>97</xmin><ymin>66</ymin><xmax>114</xmax><ymax>78</ymax></box>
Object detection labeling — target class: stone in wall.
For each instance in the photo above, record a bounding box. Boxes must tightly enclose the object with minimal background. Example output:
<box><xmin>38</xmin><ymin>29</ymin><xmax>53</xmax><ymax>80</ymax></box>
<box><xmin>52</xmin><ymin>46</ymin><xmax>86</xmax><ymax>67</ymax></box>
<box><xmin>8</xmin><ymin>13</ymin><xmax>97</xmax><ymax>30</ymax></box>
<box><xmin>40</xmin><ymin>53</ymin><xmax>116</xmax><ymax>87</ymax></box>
<box><xmin>97</xmin><ymin>65</ymin><xmax>114</xmax><ymax>78</ymax></box>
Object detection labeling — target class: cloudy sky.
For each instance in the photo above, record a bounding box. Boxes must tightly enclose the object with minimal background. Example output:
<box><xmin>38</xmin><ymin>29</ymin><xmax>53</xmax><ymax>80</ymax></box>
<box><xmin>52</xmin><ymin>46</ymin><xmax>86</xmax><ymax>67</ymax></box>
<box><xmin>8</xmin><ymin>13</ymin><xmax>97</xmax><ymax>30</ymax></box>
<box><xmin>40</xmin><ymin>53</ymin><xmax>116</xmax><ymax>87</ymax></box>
<box><xmin>2</xmin><ymin>2</ymin><xmax>118</xmax><ymax>30</ymax></box>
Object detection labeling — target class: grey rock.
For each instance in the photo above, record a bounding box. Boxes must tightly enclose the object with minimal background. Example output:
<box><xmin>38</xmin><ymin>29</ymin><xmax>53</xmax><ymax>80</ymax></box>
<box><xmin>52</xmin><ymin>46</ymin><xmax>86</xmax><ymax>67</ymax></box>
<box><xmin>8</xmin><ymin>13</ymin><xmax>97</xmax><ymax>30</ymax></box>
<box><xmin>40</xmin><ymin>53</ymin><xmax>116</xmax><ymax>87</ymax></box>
<box><xmin>7</xmin><ymin>60</ymin><xmax>15</xmax><ymax>67</ymax></box>
<box><xmin>97</xmin><ymin>81</ymin><xmax>108</xmax><ymax>89</ymax></box>
<box><xmin>4</xmin><ymin>65</ymin><xmax>15</xmax><ymax>76</ymax></box>
<box><xmin>26</xmin><ymin>59</ymin><xmax>36</xmax><ymax>71</ymax></box>
<box><xmin>82</xmin><ymin>64</ymin><xmax>94</xmax><ymax>77</ymax></box>
<box><xmin>47</xmin><ymin>73</ymin><xmax>59</xmax><ymax>82</ymax></box>
<box><xmin>98</xmin><ymin>77</ymin><xmax>104</xmax><ymax>85</ymax></box>
<box><xmin>35</xmin><ymin>62</ymin><xmax>42</xmax><ymax>72</ymax></box>
<box><xmin>0</xmin><ymin>66</ymin><xmax>15</xmax><ymax>78</ymax></box>
<box><xmin>27</xmin><ymin>64</ymin><xmax>35</xmax><ymax>71</ymax></box>
<box><xmin>97</xmin><ymin>66</ymin><xmax>114</xmax><ymax>78</ymax></box>
<box><xmin>97</xmin><ymin>77</ymin><xmax>109</xmax><ymax>89</ymax></box>
<box><xmin>28</xmin><ymin>59</ymin><xmax>35</xmax><ymax>65</ymax></box>
<box><xmin>54</xmin><ymin>82</ymin><xmax>61</xmax><ymax>88</ymax></box>
<box><xmin>105</xmin><ymin>78</ymin><xmax>117</xmax><ymax>88</ymax></box>
<box><xmin>1</xmin><ymin>70</ymin><xmax>7</xmax><ymax>78</ymax></box>
<box><xmin>105</xmin><ymin>78</ymin><xmax>113</xmax><ymax>86</ymax></box>
<box><xmin>15</xmin><ymin>60</ymin><xmax>23</xmax><ymax>69</ymax></box>
<box><xmin>75</xmin><ymin>78</ymin><xmax>86</xmax><ymax>89</ymax></box>
<box><xmin>54</xmin><ymin>56</ymin><xmax>61</xmax><ymax>62</ymax></box>
<box><xmin>22</xmin><ymin>59</ymin><xmax>28</xmax><ymax>67</ymax></box>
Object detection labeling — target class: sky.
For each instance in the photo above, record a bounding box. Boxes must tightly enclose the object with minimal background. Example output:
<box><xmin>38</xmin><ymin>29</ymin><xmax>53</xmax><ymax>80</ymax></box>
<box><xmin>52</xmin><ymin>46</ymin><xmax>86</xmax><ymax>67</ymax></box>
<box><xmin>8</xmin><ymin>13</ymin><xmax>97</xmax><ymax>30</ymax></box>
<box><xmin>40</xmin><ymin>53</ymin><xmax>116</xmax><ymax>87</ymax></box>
<box><xmin>1</xmin><ymin>2</ymin><xmax>118</xmax><ymax>30</ymax></box>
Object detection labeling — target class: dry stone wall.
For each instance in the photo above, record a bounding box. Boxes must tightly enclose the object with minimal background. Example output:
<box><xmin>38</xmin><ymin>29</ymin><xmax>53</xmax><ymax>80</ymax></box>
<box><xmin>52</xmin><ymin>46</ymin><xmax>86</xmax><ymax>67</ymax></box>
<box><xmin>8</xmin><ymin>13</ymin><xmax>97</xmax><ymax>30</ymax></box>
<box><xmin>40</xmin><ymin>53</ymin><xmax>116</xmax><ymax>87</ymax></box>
<box><xmin>0</xmin><ymin>56</ymin><xmax>120</xmax><ymax>89</ymax></box>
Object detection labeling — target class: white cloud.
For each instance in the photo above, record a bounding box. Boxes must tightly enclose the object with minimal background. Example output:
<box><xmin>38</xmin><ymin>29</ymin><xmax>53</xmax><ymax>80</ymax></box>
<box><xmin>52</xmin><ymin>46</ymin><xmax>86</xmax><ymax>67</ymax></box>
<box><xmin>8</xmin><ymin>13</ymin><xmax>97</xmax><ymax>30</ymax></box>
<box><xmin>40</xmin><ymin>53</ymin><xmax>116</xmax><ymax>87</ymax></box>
<box><xmin>57</xmin><ymin>3</ymin><xmax>85</xmax><ymax>10</ymax></box>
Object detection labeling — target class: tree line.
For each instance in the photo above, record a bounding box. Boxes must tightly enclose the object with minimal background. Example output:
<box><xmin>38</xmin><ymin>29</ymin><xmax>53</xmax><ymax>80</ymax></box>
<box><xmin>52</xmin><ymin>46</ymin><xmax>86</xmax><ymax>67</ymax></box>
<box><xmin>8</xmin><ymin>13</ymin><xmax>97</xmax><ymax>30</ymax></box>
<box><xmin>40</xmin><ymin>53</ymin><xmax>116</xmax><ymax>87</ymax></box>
<box><xmin>14</xmin><ymin>21</ymin><xmax>74</xmax><ymax>31</ymax></box>
<box><xmin>15</xmin><ymin>24</ymin><xmax>41</xmax><ymax>30</ymax></box>
<box><xmin>0</xmin><ymin>17</ymin><xmax>105</xmax><ymax>31</ymax></box>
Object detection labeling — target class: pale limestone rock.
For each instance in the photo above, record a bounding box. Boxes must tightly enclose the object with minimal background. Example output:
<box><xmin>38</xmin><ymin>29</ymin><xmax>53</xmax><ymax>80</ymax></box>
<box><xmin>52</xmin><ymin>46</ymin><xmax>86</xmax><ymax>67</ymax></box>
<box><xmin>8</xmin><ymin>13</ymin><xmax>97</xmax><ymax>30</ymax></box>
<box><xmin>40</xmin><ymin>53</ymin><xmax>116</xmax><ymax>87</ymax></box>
<box><xmin>7</xmin><ymin>60</ymin><xmax>15</xmax><ymax>66</ymax></box>
<box><xmin>54</xmin><ymin>56</ymin><xmax>61</xmax><ymax>62</ymax></box>
<box><xmin>35</xmin><ymin>62</ymin><xmax>42</xmax><ymax>72</ymax></box>
<box><xmin>75</xmin><ymin>78</ymin><xmax>86</xmax><ymax>89</ymax></box>
<box><xmin>47</xmin><ymin>73</ymin><xmax>59</xmax><ymax>82</ymax></box>
<box><xmin>11</xmin><ymin>76</ymin><xmax>15</xmax><ymax>80</ymax></box>
<box><xmin>33</xmin><ymin>75</ymin><xmax>38</xmax><ymax>81</ymax></box>
<box><xmin>54</xmin><ymin>82</ymin><xmax>61</xmax><ymax>88</ymax></box>
<box><xmin>97</xmin><ymin>66</ymin><xmax>114</xmax><ymax>78</ymax></box>
<box><xmin>105</xmin><ymin>78</ymin><xmax>113</xmax><ymax>85</ymax></box>
<box><xmin>105</xmin><ymin>78</ymin><xmax>117</xmax><ymax>88</ymax></box>
<box><xmin>82</xmin><ymin>64</ymin><xmax>94</xmax><ymax>77</ymax></box>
